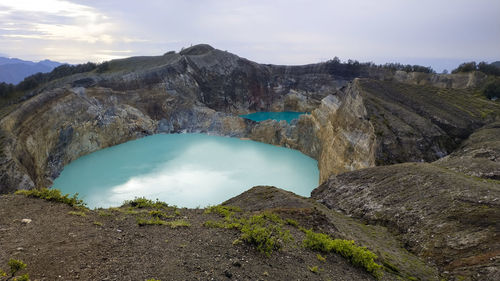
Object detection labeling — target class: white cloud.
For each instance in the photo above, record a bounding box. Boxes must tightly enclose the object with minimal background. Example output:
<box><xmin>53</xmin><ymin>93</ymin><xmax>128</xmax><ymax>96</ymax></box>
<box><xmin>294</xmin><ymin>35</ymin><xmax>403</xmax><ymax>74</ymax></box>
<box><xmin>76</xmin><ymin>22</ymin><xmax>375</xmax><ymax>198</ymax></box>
<box><xmin>0</xmin><ymin>0</ymin><xmax>115</xmax><ymax>43</ymax></box>
<box><xmin>0</xmin><ymin>0</ymin><xmax>104</xmax><ymax>20</ymax></box>
<box><xmin>0</xmin><ymin>0</ymin><xmax>144</xmax><ymax>62</ymax></box>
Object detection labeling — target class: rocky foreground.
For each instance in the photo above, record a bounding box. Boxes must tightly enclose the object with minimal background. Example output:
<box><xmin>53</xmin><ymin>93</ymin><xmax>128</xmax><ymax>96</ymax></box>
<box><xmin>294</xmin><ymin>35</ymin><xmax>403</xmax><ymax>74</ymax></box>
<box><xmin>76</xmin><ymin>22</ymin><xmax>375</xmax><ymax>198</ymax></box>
<box><xmin>0</xmin><ymin>44</ymin><xmax>499</xmax><ymax>280</ymax></box>
<box><xmin>1</xmin><ymin>186</ymin><xmax>438</xmax><ymax>281</ymax></box>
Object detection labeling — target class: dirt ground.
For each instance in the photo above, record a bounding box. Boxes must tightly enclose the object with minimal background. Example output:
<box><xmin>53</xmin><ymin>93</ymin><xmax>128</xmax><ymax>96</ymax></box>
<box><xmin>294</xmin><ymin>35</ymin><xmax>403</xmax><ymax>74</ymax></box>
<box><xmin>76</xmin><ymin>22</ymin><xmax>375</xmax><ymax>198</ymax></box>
<box><xmin>0</xmin><ymin>194</ymin><xmax>376</xmax><ymax>281</ymax></box>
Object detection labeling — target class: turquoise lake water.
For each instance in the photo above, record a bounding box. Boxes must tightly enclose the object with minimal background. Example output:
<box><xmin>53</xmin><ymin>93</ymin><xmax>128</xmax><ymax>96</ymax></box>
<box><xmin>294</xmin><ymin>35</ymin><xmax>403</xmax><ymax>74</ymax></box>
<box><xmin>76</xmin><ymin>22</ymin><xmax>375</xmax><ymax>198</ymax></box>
<box><xmin>53</xmin><ymin>134</ymin><xmax>319</xmax><ymax>209</ymax></box>
<box><xmin>240</xmin><ymin>111</ymin><xmax>307</xmax><ymax>123</ymax></box>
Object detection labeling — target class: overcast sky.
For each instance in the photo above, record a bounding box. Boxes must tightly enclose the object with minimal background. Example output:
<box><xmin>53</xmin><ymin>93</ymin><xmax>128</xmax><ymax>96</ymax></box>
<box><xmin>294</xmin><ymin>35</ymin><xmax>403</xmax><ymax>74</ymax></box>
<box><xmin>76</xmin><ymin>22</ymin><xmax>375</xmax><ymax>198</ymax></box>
<box><xmin>0</xmin><ymin>0</ymin><xmax>498</xmax><ymax>72</ymax></box>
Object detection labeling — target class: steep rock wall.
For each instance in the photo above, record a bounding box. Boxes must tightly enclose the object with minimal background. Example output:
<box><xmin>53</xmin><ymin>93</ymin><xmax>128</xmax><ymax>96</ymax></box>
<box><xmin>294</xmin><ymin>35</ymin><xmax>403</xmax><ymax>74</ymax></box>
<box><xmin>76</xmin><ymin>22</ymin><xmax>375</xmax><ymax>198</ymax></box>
<box><xmin>1</xmin><ymin>45</ymin><xmax>499</xmax><ymax>193</ymax></box>
<box><xmin>302</xmin><ymin>78</ymin><xmax>500</xmax><ymax>183</ymax></box>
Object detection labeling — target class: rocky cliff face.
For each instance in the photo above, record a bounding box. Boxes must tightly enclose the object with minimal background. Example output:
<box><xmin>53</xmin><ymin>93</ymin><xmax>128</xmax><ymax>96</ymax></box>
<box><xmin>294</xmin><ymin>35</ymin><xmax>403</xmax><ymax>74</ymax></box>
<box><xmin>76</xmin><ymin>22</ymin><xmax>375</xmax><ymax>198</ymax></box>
<box><xmin>393</xmin><ymin>70</ymin><xmax>488</xmax><ymax>89</ymax></box>
<box><xmin>1</xmin><ymin>44</ymin><xmax>498</xmax><ymax>194</ymax></box>
<box><xmin>300</xmin><ymin>77</ymin><xmax>499</xmax><ymax>183</ymax></box>
<box><xmin>0</xmin><ymin>45</ymin><xmax>344</xmax><ymax>192</ymax></box>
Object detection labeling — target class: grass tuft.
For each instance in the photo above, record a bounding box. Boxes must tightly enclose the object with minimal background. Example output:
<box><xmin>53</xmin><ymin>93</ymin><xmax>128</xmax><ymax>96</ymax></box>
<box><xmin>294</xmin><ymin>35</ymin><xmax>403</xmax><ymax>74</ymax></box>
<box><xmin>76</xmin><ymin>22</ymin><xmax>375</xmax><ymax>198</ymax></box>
<box><xmin>302</xmin><ymin>229</ymin><xmax>383</xmax><ymax>279</ymax></box>
<box><xmin>15</xmin><ymin>188</ymin><xmax>86</xmax><ymax>208</ymax></box>
<box><xmin>204</xmin><ymin>205</ymin><xmax>241</xmax><ymax>217</ymax></box>
<box><xmin>203</xmin><ymin>205</ymin><xmax>291</xmax><ymax>256</ymax></box>
<box><xmin>2</xmin><ymin>259</ymin><xmax>28</xmax><ymax>280</ymax></box>
<box><xmin>317</xmin><ymin>254</ymin><xmax>326</xmax><ymax>262</ymax></box>
<box><xmin>123</xmin><ymin>197</ymin><xmax>169</xmax><ymax>209</ymax></box>
<box><xmin>285</xmin><ymin>218</ymin><xmax>299</xmax><ymax>227</ymax></box>
<box><xmin>239</xmin><ymin>213</ymin><xmax>292</xmax><ymax>257</ymax></box>
<box><xmin>68</xmin><ymin>211</ymin><xmax>86</xmax><ymax>217</ymax></box>
<box><xmin>308</xmin><ymin>265</ymin><xmax>319</xmax><ymax>274</ymax></box>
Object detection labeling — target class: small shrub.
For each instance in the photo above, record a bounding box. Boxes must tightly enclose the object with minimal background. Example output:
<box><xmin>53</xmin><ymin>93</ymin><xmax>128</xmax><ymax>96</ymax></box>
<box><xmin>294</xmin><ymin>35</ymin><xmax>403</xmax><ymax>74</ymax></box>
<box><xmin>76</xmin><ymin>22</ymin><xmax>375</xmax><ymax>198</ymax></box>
<box><xmin>317</xmin><ymin>254</ymin><xmax>326</xmax><ymax>262</ymax></box>
<box><xmin>15</xmin><ymin>188</ymin><xmax>86</xmax><ymax>208</ymax></box>
<box><xmin>204</xmin><ymin>205</ymin><xmax>241</xmax><ymax>217</ymax></box>
<box><xmin>203</xmin><ymin>220</ymin><xmax>241</xmax><ymax>229</ymax></box>
<box><xmin>165</xmin><ymin>219</ymin><xmax>190</xmax><ymax>229</ymax></box>
<box><xmin>239</xmin><ymin>213</ymin><xmax>292</xmax><ymax>256</ymax></box>
<box><xmin>13</xmin><ymin>274</ymin><xmax>30</xmax><ymax>281</ymax></box>
<box><xmin>483</xmin><ymin>80</ymin><xmax>500</xmax><ymax>100</ymax></box>
<box><xmin>203</xmin><ymin>209</ymin><xmax>292</xmax><ymax>257</ymax></box>
<box><xmin>93</xmin><ymin>221</ymin><xmax>103</xmax><ymax>226</ymax></box>
<box><xmin>124</xmin><ymin>197</ymin><xmax>169</xmax><ymax>209</ymax></box>
<box><xmin>149</xmin><ymin>210</ymin><xmax>173</xmax><ymax>219</ymax></box>
<box><xmin>2</xmin><ymin>259</ymin><xmax>28</xmax><ymax>280</ymax></box>
<box><xmin>145</xmin><ymin>279</ymin><xmax>160</xmax><ymax>281</ymax></box>
<box><xmin>308</xmin><ymin>265</ymin><xmax>319</xmax><ymax>274</ymax></box>
<box><xmin>124</xmin><ymin>209</ymin><xmax>141</xmax><ymax>215</ymax></box>
<box><xmin>302</xmin><ymin>229</ymin><xmax>382</xmax><ymax>279</ymax></box>
<box><xmin>68</xmin><ymin>211</ymin><xmax>86</xmax><ymax>217</ymax></box>
<box><xmin>285</xmin><ymin>218</ymin><xmax>299</xmax><ymax>227</ymax></box>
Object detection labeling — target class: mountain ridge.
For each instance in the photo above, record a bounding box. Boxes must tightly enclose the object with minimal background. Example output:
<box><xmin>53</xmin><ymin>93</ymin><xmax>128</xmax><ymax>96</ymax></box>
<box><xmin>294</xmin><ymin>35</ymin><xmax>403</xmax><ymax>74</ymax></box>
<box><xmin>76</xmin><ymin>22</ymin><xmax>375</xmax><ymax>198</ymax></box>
<box><xmin>0</xmin><ymin>57</ymin><xmax>63</xmax><ymax>84</ymax></box>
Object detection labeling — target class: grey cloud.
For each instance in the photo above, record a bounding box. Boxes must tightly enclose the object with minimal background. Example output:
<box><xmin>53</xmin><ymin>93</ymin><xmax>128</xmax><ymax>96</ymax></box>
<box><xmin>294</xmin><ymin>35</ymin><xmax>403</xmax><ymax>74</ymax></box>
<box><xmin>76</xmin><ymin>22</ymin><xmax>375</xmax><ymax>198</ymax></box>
<box><xmin>1</xmin><ymin>0</ymin><xmax>499</xmax><ymax>72</ymax></box>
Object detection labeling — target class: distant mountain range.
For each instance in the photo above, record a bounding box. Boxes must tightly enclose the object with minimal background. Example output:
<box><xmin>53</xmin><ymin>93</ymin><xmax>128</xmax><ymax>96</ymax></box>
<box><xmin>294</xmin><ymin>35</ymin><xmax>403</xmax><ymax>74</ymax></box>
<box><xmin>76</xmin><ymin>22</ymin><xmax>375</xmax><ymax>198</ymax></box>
<box><xmin>0</xmin><ymin>57</ymin><xmax>63</xmax><ymax>84</ymax></box>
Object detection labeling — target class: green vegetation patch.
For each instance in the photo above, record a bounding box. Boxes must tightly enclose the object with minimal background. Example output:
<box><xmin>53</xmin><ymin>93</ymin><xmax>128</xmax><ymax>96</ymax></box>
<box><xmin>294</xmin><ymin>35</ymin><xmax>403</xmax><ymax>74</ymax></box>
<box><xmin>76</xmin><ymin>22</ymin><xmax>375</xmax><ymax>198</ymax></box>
<box><xmin>15</xmin><ymin>188</ymin><xmax>86</xmax><ymax>209</ymax></box>
<box><xmin>203</xmin><ymin>205</ymin><xmax>291</xmax><ymax>256</ymax></box>
<box><xmin>0</xmin><ymin>259</ymin><xmax>29</xmax><ymax>281</ymax></box>
<box><xmin>308</xmin><ymin>265</ymin><xmax>319</xmax><ymax>274</ymax></box>
<box><xmin>123</xmin><ymin>197</ymin><xmax>170</xmax><ymax>209</ymax></box>
<box><xmin>302</xmin><ymin>229</ymin><xmax>383</xmax><ymax>279</ymax></box>
<box><xmin>239</xmin><ymin>213</ymin><xmax>293</xmax><ymax>256</ymax></box>
<box><xmin>204</xmin><ymin>205</ymin><xmax>385</xmax><ymax>277</ymax></box>
<box><xmin>204</xmin><ymin>205</ymin><xmax>242</xmax><ymax>217</ymax></box>
<box><xmin>68</xmin><ymin>211</ymin><xmax>87</xmax><ymax>217</ymax></box>
<box><xmin>129</xmin><ymin>198</ymin><xmax>188</xmax><ymax>227</ymax></box>
<box><xmin>137</xmin><ymin>217</ymin><xmax>167</xmax><ymax>226</ymax></box>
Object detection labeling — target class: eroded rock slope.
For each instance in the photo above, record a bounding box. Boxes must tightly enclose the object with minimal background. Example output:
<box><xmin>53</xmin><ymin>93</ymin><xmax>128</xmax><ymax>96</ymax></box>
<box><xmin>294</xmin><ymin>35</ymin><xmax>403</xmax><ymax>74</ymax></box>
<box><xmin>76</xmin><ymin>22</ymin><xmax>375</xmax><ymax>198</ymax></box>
<box><xmin>1</xmin><ymin>44</ymin><xmax>498</xmax><ymax>193</ymax></box>
<box><xmin>312</xmin><ymin>123</ymin><xmax>500</xmax><ymax>280</ymax></box>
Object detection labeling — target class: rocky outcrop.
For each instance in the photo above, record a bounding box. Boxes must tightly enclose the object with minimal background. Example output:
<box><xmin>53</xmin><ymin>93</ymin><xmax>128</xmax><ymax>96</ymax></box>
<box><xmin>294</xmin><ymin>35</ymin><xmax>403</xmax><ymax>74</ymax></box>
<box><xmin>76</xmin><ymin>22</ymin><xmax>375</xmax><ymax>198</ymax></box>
<box><xmin>312</xmin><ymin>124</ymin><xmax>500</xmax><ymax>280</ymax></box>
<box><xmin>304</xmin><ymin>78</ymin><xmax>500</xmax><ymax>182</ymax></box>
<box><xmin>312</xmin><ymin>162</ymin><xmax>500</xmax><ymax>280</ymax></box>
<box><xmin>435</xmin><ymin>121</ymin><xmax>500</xmax><ymax>180</ymax></box>
<box><xmin>393</xmin><ymin>70</ymin><xmax>488</xmax><ymax>89</ymax></box>
<box><xmin>303</xmin><ymin>82</ymin><xmax>376</xmax><ymax>183</ymax></box>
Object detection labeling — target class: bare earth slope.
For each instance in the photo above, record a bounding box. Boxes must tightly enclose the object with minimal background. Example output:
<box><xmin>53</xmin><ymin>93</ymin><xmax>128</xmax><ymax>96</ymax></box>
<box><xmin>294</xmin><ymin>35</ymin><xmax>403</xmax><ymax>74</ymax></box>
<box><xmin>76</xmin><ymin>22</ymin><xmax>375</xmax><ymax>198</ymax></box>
<box><xmin>0</xmin><ymin>187</ymin><xmax>441</xmax><ymax>281</ymax></box>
